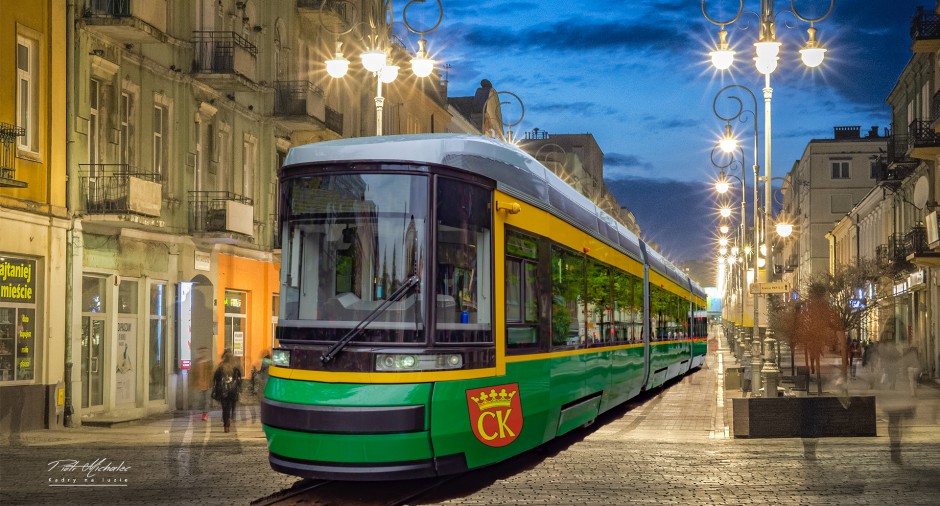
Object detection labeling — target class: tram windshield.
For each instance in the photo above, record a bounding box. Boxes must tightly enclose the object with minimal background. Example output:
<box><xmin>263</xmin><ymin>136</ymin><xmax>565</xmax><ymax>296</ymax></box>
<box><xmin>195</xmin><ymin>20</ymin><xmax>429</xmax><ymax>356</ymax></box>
<box><xmin>280</xmin><ymin>172</ymin><xmax>429</xmax><ymax>343</ymax></box>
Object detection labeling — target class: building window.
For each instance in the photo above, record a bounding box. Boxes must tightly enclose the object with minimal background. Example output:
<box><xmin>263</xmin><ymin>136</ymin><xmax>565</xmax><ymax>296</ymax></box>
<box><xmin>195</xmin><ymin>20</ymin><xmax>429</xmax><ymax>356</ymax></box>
<box><xmin>16</xmin><ymin>35</ymin><xmax>39</xmax><ymax>153</ymax></box>
<box><xmin>0</xmin><ymin>256</ymin><xmax>38</xmax><ymax>383</ymax></box>
<box><xmin>153</xmin><ymin>105</ymin><xmax>166</xmax><ymax>176</ymax></box>
<box><xmin>149</xmin><ymin>282</ymin><xmax>166</xmax><ymax>401</ymax></box>
<box><xmin>89</xmin><ymin>79</ymin><xmax>100</xmax><ymax>167</ymax></box>
<box><xmin>831</xmin><ymin>161</ymin><xmax>849</xmax><ymax>179</ymax></box>
<box><xmin>120</xmin><ymin>92</ymin><xmax>131</xmax><ymax>165</ymax></box>
<box><xmin>242</xmin><ymin>136</ymin><xmax>256</xmax><ymax>200</ymax></box>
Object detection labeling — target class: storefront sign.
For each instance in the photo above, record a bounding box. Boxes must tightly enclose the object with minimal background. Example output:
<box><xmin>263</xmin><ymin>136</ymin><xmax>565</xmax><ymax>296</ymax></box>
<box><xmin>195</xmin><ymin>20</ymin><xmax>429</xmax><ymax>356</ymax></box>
<box><xmin>233</xmin><ymin>331</ymin><xmax>244</xmax><ymax>357</ymax></box>
<box><xmin>115</xmin><ymin>318</ymin><xmax>137</xmax><ymax>405</ymax></box>
<box><xmin>908</xmin><ymin>270</ymin><xmax>925</xmax><ymax>287</ymax></box>
<box><xmin>194</xmin><ymin>251</ymin><xmax>211</xmax><ymax>272</ymax></box>
<box><xmin>0</xmin><ymin>257</ymin><xmax>35</xmax><ymax>304</ymax></box>
<box><xmin>178</xmin><ymin>282</ymin><xmax>193</xmax><ymax>370</ymax></box>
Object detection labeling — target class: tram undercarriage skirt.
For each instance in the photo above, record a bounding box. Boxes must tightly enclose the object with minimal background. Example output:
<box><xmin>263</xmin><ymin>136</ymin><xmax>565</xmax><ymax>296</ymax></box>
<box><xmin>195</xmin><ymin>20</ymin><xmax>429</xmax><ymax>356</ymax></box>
<box><xmin>268</xmin><ymin>451</ymin><xmax>468</xmax><ymax>481</ymax></box>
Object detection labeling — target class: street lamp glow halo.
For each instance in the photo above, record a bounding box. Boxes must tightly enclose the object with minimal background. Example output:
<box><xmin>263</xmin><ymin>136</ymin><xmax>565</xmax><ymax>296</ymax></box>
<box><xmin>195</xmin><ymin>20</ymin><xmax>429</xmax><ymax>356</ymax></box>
<box><xmin>719</xmin><ymin>225</ymin><xmax>730</xmax><ymax>234</ymax></box>
<box><xmin>715</xmin><ymin>179</ymin><xmax>730</xmax><ymax>194</ymax></box>
<box><xmin>719</xmin><ymin>206</ymin><xmax>732</xmax><ymax>218</ymax></box>
<box><xmin>776</xmin><ymin>222</ymin><xmax>793</xmax><ymax>237</ymax></box>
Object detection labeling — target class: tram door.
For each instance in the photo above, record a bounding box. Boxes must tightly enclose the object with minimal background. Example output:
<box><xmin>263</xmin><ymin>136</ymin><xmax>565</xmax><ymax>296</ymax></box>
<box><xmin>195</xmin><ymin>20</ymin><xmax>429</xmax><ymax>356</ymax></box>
<box><xmin>81</xmin><ymin>316</ymin><xmax>105</xmax><ymax>408</ymax></box>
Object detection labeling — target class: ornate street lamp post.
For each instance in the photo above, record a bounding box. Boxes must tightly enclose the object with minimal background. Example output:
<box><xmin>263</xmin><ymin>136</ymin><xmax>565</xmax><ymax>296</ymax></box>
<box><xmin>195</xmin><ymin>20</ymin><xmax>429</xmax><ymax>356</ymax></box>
<box><xmin>323</xmin><ymin>0</ymin><xmax>444</xmax><ymax>136</ymax></box>
<box><xmin>704</xmin><ymin>0</ymin><xmax>833</xmax><ymax>396</ymax></box>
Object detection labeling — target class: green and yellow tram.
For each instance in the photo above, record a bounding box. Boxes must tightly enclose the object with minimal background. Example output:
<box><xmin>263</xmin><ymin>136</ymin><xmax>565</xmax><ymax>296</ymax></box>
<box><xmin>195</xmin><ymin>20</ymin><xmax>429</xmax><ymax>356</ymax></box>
<box><xmin>261</xmin><ymin>134</ymin><xmax>707</xmax><ymax>480</ymax></box>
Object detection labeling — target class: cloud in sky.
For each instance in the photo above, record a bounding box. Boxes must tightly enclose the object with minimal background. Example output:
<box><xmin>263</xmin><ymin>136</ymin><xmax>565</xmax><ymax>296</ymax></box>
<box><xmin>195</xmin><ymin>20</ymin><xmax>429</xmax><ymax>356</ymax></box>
<box><xmin>433</xmin><ymin>1</ymin><xmax>922</xmax><ymax>263</ymax></box>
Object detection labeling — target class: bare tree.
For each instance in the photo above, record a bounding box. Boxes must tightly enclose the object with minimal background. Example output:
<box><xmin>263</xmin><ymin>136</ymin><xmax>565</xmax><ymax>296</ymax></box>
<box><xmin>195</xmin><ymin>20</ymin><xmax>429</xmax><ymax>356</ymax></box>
<box><xmin>791</xmin><ymin>260</ymin><xmax>885</xmax><ymax>394</ymax></box>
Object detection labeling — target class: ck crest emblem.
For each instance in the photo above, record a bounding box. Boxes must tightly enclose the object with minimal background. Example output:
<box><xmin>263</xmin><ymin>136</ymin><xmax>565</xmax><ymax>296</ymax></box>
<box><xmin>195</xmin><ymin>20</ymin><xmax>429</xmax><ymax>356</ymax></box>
<box><xmin>466</xmin><ymin>383</ymin><xmax>523</xmax><ymax>447</ymax></box>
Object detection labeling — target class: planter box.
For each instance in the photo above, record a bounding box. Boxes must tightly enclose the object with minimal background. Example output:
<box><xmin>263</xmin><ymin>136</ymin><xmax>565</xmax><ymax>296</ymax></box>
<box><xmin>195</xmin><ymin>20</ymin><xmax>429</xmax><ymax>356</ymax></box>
<box><xmin>732</xmin><ymin>396</ymin><xmax>876</xmax><ymax>438</ymax></box>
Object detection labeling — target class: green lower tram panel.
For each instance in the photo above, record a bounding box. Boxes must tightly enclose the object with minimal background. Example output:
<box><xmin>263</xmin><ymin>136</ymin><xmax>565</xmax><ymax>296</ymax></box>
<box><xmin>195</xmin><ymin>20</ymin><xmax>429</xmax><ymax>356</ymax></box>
<box><xmin>261</xmin><ymin>345</ymin><xmax>705</xmax><ymax>480</ymax></box>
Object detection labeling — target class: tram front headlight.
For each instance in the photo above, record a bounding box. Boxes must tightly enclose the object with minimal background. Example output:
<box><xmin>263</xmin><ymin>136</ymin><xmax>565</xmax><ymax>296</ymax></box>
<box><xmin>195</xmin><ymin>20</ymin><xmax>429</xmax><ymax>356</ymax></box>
<box><xmin>374</xmin><ymin>353</ymin><xmax>464</xmax><ymax>371</ymax></box>
<box><xmin>272</xmin><ymin>348</ymin><xmax>291</xmax><ymax>368</ymax></box>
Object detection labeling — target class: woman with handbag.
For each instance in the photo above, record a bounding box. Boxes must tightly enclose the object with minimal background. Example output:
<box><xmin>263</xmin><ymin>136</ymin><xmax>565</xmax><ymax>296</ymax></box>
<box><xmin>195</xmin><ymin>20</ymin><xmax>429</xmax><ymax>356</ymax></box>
<box><xmin>211</xmin><ymin>349</ymin><xmax>242</xmax><ymax>433</ymax></box>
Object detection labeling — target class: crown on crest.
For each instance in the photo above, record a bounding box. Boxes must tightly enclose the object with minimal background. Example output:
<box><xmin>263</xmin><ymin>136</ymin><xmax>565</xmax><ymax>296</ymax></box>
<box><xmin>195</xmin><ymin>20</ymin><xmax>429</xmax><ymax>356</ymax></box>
<box><xmin>471</xmin><ymin>388</ymin><xmax>515</xmax><ymax>410</ymax></box>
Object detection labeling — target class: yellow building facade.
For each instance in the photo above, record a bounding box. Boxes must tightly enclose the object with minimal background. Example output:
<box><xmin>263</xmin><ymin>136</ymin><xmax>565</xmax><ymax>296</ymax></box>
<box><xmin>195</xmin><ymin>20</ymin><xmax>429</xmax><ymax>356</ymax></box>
<box><xmin>0</xmin><ymin>0</ymin><xmax>69</xmax><ymax>432</ymax></box>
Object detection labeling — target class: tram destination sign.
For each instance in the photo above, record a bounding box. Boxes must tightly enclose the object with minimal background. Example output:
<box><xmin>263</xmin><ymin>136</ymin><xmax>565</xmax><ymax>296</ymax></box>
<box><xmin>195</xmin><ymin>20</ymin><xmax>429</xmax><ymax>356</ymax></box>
<box><xmin>749</xmin><ymin>281</ymin><xmax>791</xmax><ymax>294</ymax></box>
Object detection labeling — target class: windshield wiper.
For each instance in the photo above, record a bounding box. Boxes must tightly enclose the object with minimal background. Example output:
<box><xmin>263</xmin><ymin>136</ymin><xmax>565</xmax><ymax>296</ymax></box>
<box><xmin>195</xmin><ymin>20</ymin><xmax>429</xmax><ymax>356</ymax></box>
<box><xmin>320</xmin><ymin>275</ymin><xmax>421</xmax><ymax>364</ymax></box>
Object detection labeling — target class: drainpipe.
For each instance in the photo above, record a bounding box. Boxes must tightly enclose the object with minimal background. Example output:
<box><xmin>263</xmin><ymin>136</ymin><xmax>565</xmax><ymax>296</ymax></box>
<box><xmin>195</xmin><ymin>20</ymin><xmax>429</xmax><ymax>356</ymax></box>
<box><xmin>63</xmin><ymin>0</ymin><xmax>75</xmax><ymax>427</ymax></box>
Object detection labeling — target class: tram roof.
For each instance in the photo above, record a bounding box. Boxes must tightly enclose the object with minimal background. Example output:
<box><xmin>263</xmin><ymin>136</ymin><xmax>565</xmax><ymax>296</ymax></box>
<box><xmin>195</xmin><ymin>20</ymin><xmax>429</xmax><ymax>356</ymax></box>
<box><xmin>285</xmin><ymin>134</ymin><xmax>703</xmax><ymax>294</ymax></box>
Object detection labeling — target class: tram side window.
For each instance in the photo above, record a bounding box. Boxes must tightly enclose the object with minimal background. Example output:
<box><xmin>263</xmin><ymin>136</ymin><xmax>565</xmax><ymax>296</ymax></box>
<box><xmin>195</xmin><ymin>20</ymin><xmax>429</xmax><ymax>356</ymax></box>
<box><xmin>551</xmin><ymin>246</ymin><xmax>585</xmax><ymax>348</ymax></box>
<box><xmin>586</xmin><ymin>260</ymin><xmax>612</xmax><ymax>346</ymax></box>
<box><xmin>435</xmin><ymin>177</ymin><xmax>493</xmax><ymax>343</ymax></box>
<box><xmin>505</xmin><ymin>231</ymin><xmax>539</xmax><ymax>351</ymax></box>
<box><xmin>613</xmin><ymin>270</ymin><xmax>641</xmax><ymax>344</ymax></box>
<box><xmin>650</xmin><ymin>285</ymin><xmax>669</xmax><ymax>342</ymax></box>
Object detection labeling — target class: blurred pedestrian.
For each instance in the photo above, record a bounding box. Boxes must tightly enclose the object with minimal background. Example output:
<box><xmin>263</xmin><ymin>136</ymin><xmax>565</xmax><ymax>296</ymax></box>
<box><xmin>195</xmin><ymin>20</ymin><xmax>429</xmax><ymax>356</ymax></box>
<box><xmin>876</xmin><ymin>326</ymin><xmax>900</xmax><ymax>390</ymax></box>
<box><xmin>903</xmin><ymin>346</ymin><xmax>922</xmax><ymax>397</ymax></box>
<box><xmin>212</xmin><ymin>349</ymin><xmax>242</xmax><ymax>433</ymax></box>
<box><xmin>191</xmin><ymin>347</ymin><xmax>212</xmax><ymax>421</ymax></box>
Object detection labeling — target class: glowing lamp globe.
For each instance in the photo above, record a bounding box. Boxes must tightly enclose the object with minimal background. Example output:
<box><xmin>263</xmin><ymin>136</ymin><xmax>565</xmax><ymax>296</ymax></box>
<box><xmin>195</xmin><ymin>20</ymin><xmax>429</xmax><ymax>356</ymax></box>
<box><xmin>719</xmin><ymin>225</ymin><xmax>730</xmax><ymax>235</ymax></box>
<box><xmin>716</xmin><ymin>180</ymin><xmax>730</xmax><ymax>194</ymax></box>
<box><xmin>757</xmin><ymin>257</ymin><xmax>766</xmax><ymax>268</ymax></box>
<box><xmin>378</xmin><ymin>65</ymin><xmax>399</xmax><ymax>84</ymax></box>
<box><xmin>800</xmin><ymin>47</ymin><xmax>826</xmax><ymax>68</ymax></box>
<box><xmin>776</xmin><ymin>222</ymin><xmax>794</xmax><ymax>237</ymax></box>
<box><xmin>754</xmin><ymin>40</ymin><xmax>781</xmax><ymax>75</ymax></box>
<box><xmin>411</xmin><ymin>38</ymin><xmax>434</xmax><ymax>78</ymax></box>
<box><xmin>720</xmin><ymin>207</ymin><xmax>732</xmax><ymax>218</ymax></box>
<box><xmin>719</xmin><ymin>236</ymin><xmax>729</xmax><ymax>247</ymax></box>
<box><xmin>361</xmin><ymin>50</ymin><xmax>387</xmax><ymax>73</ymax></box>
<box><xmin>411</xmin><ymin>55</ymin><xmax>434</xmax><ymax>77</ymax></box>
<box><xmin>325</xmin><ymin>55</ymin><xmax>349</xmax><ymax>78</ymax></box>
<box><xmin>710</xmin><ymin>48</ymin><xmax>735</xmax><ymax>70</ymax></box>
<box><xmin>719</xmin><ymin>247</ymin><xmax>728</xmax><ymax>256</ymax></box>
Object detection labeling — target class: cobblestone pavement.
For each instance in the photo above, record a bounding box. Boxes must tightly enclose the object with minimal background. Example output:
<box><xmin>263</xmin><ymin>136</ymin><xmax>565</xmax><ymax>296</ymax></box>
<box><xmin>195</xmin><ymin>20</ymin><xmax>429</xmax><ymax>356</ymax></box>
<box><xmin>2</xmin><ymin>330</ymin><xmax>940</xmax><ymax>505</ymax></box>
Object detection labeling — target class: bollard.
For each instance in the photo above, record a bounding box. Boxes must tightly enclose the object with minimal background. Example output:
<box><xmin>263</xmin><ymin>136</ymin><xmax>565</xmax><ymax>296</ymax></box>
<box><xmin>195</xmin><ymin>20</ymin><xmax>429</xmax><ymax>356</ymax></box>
<box><xmin>761</xmin><ymin>329</ymin><xmax>781</xmax><ymax>397</ymax></box>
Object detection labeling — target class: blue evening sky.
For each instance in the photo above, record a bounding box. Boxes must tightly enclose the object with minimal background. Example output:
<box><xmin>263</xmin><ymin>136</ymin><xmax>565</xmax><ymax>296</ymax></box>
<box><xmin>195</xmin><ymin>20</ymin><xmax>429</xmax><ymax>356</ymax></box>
<box><xmin>404</xmin><ymin>0</ymin><xmax>923</xmax><ymax>263</ymax></box>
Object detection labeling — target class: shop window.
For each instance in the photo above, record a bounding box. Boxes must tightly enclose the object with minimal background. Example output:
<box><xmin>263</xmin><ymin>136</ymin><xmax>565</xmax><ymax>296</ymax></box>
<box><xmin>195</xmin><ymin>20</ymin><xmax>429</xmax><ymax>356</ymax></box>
<box><xmin>0</xmin><ymin>256</ymin><xmax>37</xmax><ymax>383</ymax></box>
<box><xmin>271</xmin><ymin>293</ymin><xmax>279</xmax><ymax>350</ymax></box>
<box><xmin>149</xmin><ymin>282</ymin><xmax>166</xmax><ymax>401</ymax></box>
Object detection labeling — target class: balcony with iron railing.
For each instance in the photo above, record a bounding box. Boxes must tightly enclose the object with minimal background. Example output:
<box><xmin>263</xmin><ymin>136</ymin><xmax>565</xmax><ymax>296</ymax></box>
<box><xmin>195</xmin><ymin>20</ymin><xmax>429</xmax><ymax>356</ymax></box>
<box><xmin>296</xmin><ymin>0</ymin><xmax>352</xmax><ymax>27</ymax></box>
<box><xmin>0</xmin><ymin>123</ymin><xmax>27</xmax><ymax>188</ymax></box>
<box><xmin>272</xmin><ymin>81</ymin><xmax>343</xmax><ymax>138</ymax></box>
<box><xmin>189</xmin><ymin>191</ymin><xmax>254</xmax><ymax>240</ymax></box>
<box><xmin>79</xmin><ymin>164</ymin><xmax>163</xmax><ymax>224</ymax></box>
<box><xmin>191</xmin><ymin>31</ymin><xmax>260</xmax><ymax>91</ymax></box>
<box><xmin>909</xmin><ymin>119</ymin><xmax>940</xmax><ymax>159</ymax></box>
<box><xmin>83</xmin><ymin>0</ymin><xmax>168</xmax><ymax>44</ymax></box>
<box><xmin>906</xmin><ymin>223</ymin><xmax>940</xmax><ymax>267</ymax></box>
<box><xmin>872</xmin><ymin>134</ymin><xmax>917</xmax><ymax>186</ymax></box>
<box><xmin>911</xmin><ymin>6</ymin><xmax>940</xmax><ymax>53</ymax></box>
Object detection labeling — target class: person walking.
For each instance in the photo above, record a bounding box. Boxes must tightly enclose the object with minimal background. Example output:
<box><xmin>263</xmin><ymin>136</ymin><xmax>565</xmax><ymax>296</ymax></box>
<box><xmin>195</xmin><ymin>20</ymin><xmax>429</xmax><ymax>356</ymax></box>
<box><xmin>191</xmin><ymin>347</ymin><xmax>212</xmax><ymax>421</ymax></box>
<box><xmin>211</xmin><ymin>349</ymin><xmax>242</xmax><ymax>433</ymax></box>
